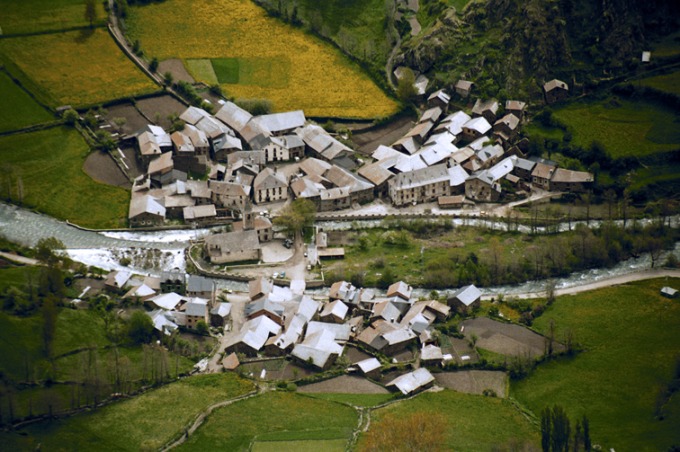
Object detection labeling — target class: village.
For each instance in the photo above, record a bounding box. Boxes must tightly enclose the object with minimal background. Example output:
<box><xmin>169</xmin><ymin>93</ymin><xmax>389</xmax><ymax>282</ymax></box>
<box><xmin>126</xmin><ymin>77</ymin><xmax>594</xmax><ymax>238</ymax></box>
<box><xmin>94</xmin><ymin>77</ymin><xmax>600</xmax><ymax>393</ymax></box>
<box><xmin>102</xmin><ymin>256</ymin><xmax>499</xmax><ymax>396</ymax></box>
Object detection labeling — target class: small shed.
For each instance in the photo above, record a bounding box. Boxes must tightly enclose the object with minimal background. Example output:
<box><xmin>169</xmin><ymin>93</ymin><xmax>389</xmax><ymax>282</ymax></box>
<box><xmin>660</xmin><ymin>287</ymin><xmax>678</xmax><ymax>299</ymax></box>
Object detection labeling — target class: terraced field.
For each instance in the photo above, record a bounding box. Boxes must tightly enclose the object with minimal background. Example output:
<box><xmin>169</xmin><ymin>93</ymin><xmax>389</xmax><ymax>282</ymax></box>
<box><xmin>0</xmin><ymin>29</ymin><xmax>158</xmax><ymax>107</ymax></box>
<box><xmin>125</xmin><ymin>0</ymin><xmax>398</xmax><ymax>118</ymax></box>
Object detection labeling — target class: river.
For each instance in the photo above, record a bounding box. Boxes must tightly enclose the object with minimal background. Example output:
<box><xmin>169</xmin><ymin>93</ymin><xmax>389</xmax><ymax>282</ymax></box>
<box><xmin>1</xmin><ymin>202</ymin><xmax>677</xmax><ymax>296</ymax></box>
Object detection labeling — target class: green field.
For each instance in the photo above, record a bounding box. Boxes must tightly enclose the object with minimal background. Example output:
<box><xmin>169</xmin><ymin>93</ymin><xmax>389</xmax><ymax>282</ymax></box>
<box><xmin>211</xmin><ymin>57</ymin><xmax>291</xmax><ymax>88</ymax></box>
<box><xmin>0</xmin><ymin>70</ymin><xmax>53</xmax><ymax>132</ymax></box>
<box><xmin>1</xmin><ymin>373</ymin><xmax>255</xmax><ymax>451</ymax></box>
<box><xmin>185</xmin><ymin>58</ymin><xmax>218</xmax><ymax>85</ymax></box>
<box><xmin>178</xmin><ymin>392</ymin><xmax>357</xmax><ymax>451</ymax></box>
<box><xmin>0</xmin><ymin>29</ymin><xmax>158</xmax><ymax>107</ymax></box>
<box><xmin>0</xmin><ymin>0</ymin><xmax>107</xmax><ymax>35</ymax></box>
<box><xmin>0</xmin><ymin>127</ymin><xmax>129</xmax><ymax>229</ymax></box>
<box><xmin>551</xmin><ymin>98</ymin><xmax>680</xmax><ymax>158</ymax></box>
<box><xmin>253</xmin><ymin>439</ymin><xmax>347</xmax><ymax>452</ymax></box>
<box><xmin>359</xmin><ymin>390</ymin><xmax>540</xmax><ymax>450</ymax></box>
<box><xmin>640</xmin><ymin>71</ymin><xmax>680</xmax><ymax>96</ymax></box>
<box><xmin>512</xmin><ymin>278</ymin><xmax>680</xmax><ymax>451</ymax></box>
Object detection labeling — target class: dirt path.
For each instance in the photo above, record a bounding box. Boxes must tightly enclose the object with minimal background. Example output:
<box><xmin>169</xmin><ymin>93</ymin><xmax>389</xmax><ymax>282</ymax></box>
<box><xmin>205</xmin><ymin>292</ymin><xmax>249</xmax><ymax>373</ymax></box>
<box><xmin>161</xmin><ymin>387</ymin><xmax>263</xmax><ymax>451</ymax></box>
<box><xmin>0</xmin><ymin>252</ymin><xmax>40</xmax><ymax>266</ymax></box>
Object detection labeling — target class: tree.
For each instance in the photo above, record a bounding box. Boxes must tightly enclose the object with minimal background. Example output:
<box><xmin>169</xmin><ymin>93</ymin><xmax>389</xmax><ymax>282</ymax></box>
<box><xmin>127</xmin><ymin>311</ymin><xmax>154</xmax><ymax>345</ymax></box>
<box><xmin>85</xmin><ymin>0</ymin><xmax>97</xmax><ymax>28</ymax></box>
<box><xmin>42</xmin><ymin>296</ymin><xmax>58</xmax><ymax>359</ymax></box>
<box><xmin>35</xmin><ymin>237</ymin><xmax>65</xmax><ymax>266</ymax></box>
<box><xmin>95</xmin><ymin>130</ymin><xmax>116</xmax><ymax>152</ymax></box>
<box><xmin>163</xmin><ymin>71</ymin><xmax>174</xmax><ymax>86</ymax></box>
<box><xmin>362</xmin><ymin>411</ymin><xmax>447</xmax><ymax>451</ymax></box>
<box><xmin>149</xmin><ymin>57</ymin><xmax>159</xmax><ymax>73</ymax></box>
<box><xmin>195</xmin><ymin>320</ymin><xmax>209</xmax><ymax>336</ymax></box>
<box><xmin>273</xmin><ymin>198</ymin><xmax>316</xmax><ymax>237</ymax></box>
<box><xmin>542</xmin><ymin>404</ymin><xmax>572</xmax><ymax>452</ymax></box>
<box><xmin>396</xmin><ymin>67</ymin><xmax>417</xmax><ymax>102</ymax></box>
<box><xmin>63</xmin><ymin>108</ymin><xmax>79</xmax><ymax>126</ymax></box>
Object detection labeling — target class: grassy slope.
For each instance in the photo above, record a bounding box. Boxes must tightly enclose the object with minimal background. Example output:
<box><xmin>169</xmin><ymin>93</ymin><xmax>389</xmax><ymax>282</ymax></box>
<box><xmin>1</xmin><ymin>374</ymin><xmax>255</xmax><ymax>451</ymax></box>
<box><xmin>125</xmin><ymin>0</ymin><xmax>397</xmax><ymax>118</ymax></box>
<box><xmin>178</xmin><ymin>392</ymin><xmax>357</xmax><ymax>451</ymax></box>
<box><xmin>0</xmin><ymin>29</ymin><xmax>157</xmax><ymax>107</ymax></box>
<box><xmin>512</xmin><ymin>278</ymin><xmax>680</xmax><ymax>451</ymax></box>
<box><xmin>0</xmin><ymin>0</ymin><xmax>107</xmax><ymax>35</ymax></box>
<box><xmin>359</xmin><ymin>390</ymin><xmax>540</xmax><ymax>450</ymax></box>
<box><xmin>0</xmin><ymin>127</ymin><xmax>129</xmax><ymax>229</ymax></box>
<box><xmin>552</xmin><ymin>98</ymin><xmax>680</xmax><ymax>158</ymax></box>
<box><xmin>640</xmin><ymin>71</ymin><xmax>680</xmax><ymax>96</ymax></box>
<box><xmin>0</xmin><ymin>71</ymin><xmax>53</xmax><ymax>132</ymax></box>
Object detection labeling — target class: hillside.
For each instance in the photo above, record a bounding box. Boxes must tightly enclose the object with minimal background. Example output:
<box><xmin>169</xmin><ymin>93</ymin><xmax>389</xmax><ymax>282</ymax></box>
<box><xmin>258</xmin><ymin>0</ymin><xmax>680</xmax><ymax>100</ymax></box>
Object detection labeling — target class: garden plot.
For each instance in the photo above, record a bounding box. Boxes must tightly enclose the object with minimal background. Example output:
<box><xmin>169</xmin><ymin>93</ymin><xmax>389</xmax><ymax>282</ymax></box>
<box><xmin>105</xmin><ymin>103</ymin><xmax>149</xmax><ymax>136</ymax></box>
<box><xmin>135</xmin><ymin>94</ymin><xmax>187</xmax><ymax>130</ymax></box>
<box><xmin>434</xmin><ymin>370</ymin><xmax>508</xmax><ymax>397</ymax></box>
<box><xmin>461</xmin><ymin>317</ymin><xmax>562</xmax><ymax>358</ymax></box>
<box><xmin>297</xmin><ymin>375</ymin><xmax>389</xmax><ymax>394</ymax></box>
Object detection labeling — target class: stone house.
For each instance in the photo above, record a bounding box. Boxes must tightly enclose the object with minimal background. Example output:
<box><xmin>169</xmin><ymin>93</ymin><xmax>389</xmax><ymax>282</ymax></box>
<box><xmin>455</xmin><ymin>79</ymin><xmax>474</xmax><ymax>98</ymax></box>
<box><xmin>128</xmin><ymin>195</ymin><xmax>166</xmax><ymax>227</ymax></box>
<box><xmin>531</xmin><ymin>162</ymin><xmax>556</xmax><ymax>190</ymax></box>
<box><xmin>471</xmin><ymin>98</ymin><xmax>500</xmax><ymax>123</ymax></box>
<box><xmin>549</xmin><ymin>168</ymin><xmax>594</xmax><ymax>192</ymax></box>
<box><xmin>543</xmin><ymin>79</ymin><xmax>569</xmax><ymax>104</ymax></box>
<box><xmin>253</xmin><ymin>167</ymin><xmax>288</xmax><ymax>204</ymax></box>
<box><xmin>447</xmin><ymin>284</ymin><xmax>482</xmax><ymax>314</ymax></box>
<box><xmin>204</xmin><ymin>230</ymin><xmax>261</xmax><ymax>264</ymax></box>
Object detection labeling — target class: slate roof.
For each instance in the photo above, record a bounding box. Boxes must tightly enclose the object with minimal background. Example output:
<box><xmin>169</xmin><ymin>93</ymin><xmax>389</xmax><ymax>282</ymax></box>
<box><xmin>254</xmin><ymin>110</ymin><xmax>305</xmax><ymax>134</ymax></box>
<box><xmin>544</xmin><ymin>79</ymin><xmax>568</xmax><ymax>92</ymax></box>
<box><xmin>129</xmin><ymin>195</ymin><xmax>166</xmax><ymax>219</ymax></box>
<box><xmin>386</xmin><ymin>368</ymin><xmax>434</xmax><ymax>395</ymax></box>
<box><xmin>150</xmin><ymin>292</ymin><xmax>184</xmax><ymax>310</ymax></box>
<box><xmin>451</xmin><ymin>284</ymin><xmax>482</xmax><ymax>306</ymax></box>
<box><xmin>254</xmin><ymin>167</ymin><xmax>288</xmax><ymax>191</ymax></box>
<box><xmin>215</xmin><ymin>102</ymin><xmax>253</xmax><ymax>133</ymax></box>
<box><xmin>463</xmin><ymin>117</ymin><xmax>492</xmax><ymax>135</ymax></box>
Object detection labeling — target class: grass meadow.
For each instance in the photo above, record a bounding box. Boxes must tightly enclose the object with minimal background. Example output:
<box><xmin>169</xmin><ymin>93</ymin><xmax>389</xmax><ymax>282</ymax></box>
<box><xmin>125</xmin><ymin>0</ymin><xmax>398</xmax><ymax>118</ymax></box>
<box><xmin>252</xmin><ymin>439</ymin><xmax>346</xmax><ymax>452</ymax></box>
<box><xmin>0</xmin><ymin>29</ymin><xmax>158</xmax><ymax>107</ymax></box>
<box><xmin>0</xmin><ymin>0</ymin><xmax>107</xmax><ymax>35</ymax></box>
<box><xmin>551</xmin><ymin>98</ymin><xmax>680</xmax><ymax>158</ymax></box>
<box><xmin>1</xmin><ymin>373</ymin><xmax>255</xmax><ymax>451</ymax></box>
<box><xmin>177</xmin><ymin>392</ymin><xmax>357</xmax><ymax>451</ymax></box>
<box><xmin>512</xmin><ymin>278</ymin><xmax>680</xmax><ymax>451</ymax></box>
<box><xmin>0</xmin><ymin>70</ymin><xmax>54</xmax><ymax>132</ymax></box>
<box><xmin>359</xmin><ymin>390</ymin><xmax>540</xmax><ymax>450</ymax></box>
<box><xmin>0</xmin><ymin>127</ymin><xmax>129</xmax><ymax>229</ymax></box>
<box><xmin>640</xmin><ymin>71</ymin><xmax>680</xmax><ymax>96</ymax></box>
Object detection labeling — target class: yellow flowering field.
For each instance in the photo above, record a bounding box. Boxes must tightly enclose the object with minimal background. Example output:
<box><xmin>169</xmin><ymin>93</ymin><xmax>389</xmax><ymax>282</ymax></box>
<box><xmin>126</xmin><ymin>0</ymin><xmax>398</xmax><ymax>118</ymax></box>
<box><xmin>0</xmin><ymin>29</ymin><xmax>158</xmax><ymax>107</ymax></box>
